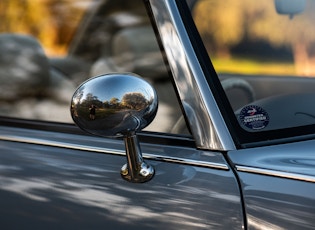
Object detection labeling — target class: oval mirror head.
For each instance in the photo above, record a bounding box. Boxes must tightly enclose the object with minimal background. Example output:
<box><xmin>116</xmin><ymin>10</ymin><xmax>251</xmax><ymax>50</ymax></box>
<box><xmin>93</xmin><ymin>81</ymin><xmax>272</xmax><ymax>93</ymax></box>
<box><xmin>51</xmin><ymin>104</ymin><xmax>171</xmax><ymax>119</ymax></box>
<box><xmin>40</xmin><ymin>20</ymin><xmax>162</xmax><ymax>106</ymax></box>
<box><xmin>70</xmin><ymin>73</ymin><xmax>158</xmax><ymax>183</ymax></box>
<box><xmin>71</xmin><ymin>73</ymin><xmax>158</xmax><ymax>137</ymax></box>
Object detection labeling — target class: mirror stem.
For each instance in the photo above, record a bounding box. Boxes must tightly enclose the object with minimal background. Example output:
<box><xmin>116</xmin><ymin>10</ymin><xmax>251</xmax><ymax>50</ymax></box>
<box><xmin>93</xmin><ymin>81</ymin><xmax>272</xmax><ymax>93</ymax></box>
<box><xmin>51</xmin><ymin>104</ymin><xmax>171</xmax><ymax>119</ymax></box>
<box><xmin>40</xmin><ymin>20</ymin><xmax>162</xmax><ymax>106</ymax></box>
<box><xmin>121</xmin><ymin>133</ymin><xmax>154</xmax><ymax>182</ymax></box>
<box><xmin>124</xmin><ymin>133</ymin><xmax>142</xmax><ymax>179</ymax></box>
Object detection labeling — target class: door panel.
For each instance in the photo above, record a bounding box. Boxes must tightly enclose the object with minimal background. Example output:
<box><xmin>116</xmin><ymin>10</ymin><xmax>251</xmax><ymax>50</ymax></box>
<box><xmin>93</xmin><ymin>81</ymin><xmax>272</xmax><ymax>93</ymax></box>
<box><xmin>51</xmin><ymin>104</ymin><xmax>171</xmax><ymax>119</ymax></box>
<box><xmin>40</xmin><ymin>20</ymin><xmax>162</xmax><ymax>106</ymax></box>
<box><xmin>237</xmin><ymin>172</ymin><xmax>315</xmax><ymax>229</ymax></box>
<box><xmin>0</xmin><ymin>126</ymin><xmax>244</xmax><ymax>229</ymax></box>
<box><xmin>228</xmin><ymin>140</ymin><xmax>315</xmax><ymax>229</ymax></box>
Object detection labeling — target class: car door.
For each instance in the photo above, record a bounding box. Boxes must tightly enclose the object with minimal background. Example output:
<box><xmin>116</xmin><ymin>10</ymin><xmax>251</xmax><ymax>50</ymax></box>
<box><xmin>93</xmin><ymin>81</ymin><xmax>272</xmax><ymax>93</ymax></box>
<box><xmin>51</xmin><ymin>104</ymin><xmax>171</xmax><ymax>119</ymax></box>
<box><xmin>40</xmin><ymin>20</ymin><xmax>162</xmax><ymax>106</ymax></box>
<box><xmin>0</xmin><ymin>119</ymin><xmax>244</xmax><ymax>229</ymax></box>
<box><xmin>0</xmin><ymin>0</ymin><xmax>244</xmax><ymax>229</ymax></box>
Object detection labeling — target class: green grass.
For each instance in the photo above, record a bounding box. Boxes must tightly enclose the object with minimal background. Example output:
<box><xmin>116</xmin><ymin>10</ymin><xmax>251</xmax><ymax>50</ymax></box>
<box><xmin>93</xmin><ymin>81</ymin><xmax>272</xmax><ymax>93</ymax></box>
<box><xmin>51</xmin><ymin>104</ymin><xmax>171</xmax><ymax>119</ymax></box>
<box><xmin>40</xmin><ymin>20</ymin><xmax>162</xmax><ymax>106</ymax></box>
<box><xmin>211</xmin><ymin>57</ymin><xmax>296</xmax><ymax>76</ymax></box>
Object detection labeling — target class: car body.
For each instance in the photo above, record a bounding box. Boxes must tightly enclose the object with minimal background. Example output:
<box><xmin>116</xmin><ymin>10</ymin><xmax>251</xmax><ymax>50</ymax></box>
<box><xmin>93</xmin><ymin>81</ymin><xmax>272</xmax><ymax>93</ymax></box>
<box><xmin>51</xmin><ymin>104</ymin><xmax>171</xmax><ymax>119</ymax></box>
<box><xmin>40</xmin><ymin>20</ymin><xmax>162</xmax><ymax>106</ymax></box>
<box><xmin>0</xmin><ymin>0</ymin><xmax>315</xmax><ymax>229</ymax></box>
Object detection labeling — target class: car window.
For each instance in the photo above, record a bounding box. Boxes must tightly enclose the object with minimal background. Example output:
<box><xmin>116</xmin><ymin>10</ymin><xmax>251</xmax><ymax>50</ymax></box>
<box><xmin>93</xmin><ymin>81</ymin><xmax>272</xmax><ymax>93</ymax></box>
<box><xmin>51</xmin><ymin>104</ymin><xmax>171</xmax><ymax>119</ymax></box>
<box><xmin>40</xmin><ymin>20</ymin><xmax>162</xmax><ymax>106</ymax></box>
<box><xmin>0</xmin><ymin>0</ymin><xmax>187</xmax><ymax>135</ymax></box>
<box><xmin>193</xmin><ymin>0</ymin><xmax>315</xmax><ymax>140</ymax></box>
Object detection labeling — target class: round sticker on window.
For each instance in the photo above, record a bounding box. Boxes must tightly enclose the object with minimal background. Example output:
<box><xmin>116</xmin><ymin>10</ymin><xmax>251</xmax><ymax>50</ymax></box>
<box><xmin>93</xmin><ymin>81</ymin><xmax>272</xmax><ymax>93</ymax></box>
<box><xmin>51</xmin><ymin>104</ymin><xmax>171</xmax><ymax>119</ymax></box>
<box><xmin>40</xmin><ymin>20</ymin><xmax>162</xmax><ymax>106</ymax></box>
<box><xmin>239</xmin><ymin>105</ymin><xmax>269</xmax><ymax>130</ymax></box>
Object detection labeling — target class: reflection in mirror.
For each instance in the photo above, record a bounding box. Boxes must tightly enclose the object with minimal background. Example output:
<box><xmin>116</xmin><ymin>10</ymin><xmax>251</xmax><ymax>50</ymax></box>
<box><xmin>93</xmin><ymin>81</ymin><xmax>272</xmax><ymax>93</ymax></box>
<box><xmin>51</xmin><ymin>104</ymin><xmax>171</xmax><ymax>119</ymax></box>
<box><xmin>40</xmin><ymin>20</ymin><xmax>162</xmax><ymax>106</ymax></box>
<box><xmin>71</xmin><ymin>73</ymin><xmax>158</xmax><ymax>137</ymax></box>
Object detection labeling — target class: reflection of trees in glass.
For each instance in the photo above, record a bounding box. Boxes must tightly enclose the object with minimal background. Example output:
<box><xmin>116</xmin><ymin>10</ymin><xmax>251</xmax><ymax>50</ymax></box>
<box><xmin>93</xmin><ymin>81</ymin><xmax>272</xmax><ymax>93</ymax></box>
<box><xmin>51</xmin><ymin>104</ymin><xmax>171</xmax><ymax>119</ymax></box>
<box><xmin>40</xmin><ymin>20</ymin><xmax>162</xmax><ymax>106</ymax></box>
<box><xmin>109</xmin><ymin>97</ymin><xmax>120</xmax><ymax>108</ymax></box>
<box><xmin>103</xmin><ymin>93</ymin><xmax>148</xmax><ymax>110</ymax></box>
<box><xmin>81</xmin><ymin>93</ymin><xmax>102</xmax><ymax>108</ymax></box>
<box><xmin>103</xmin><ymin>97</ymin><xmax>120</xmax><ymax>109</ymax></box>
<box><xmin>74</xmin><ymin>86</ymin><xmax>84</xmax><ymax>104</ymax></box>
<box><xmin>121</xmin><ymin>93</ymin><xmax>148</xmax><ymax>110</ymax></box>
<box><xmin>194</xmin><ymin>0</ymin><xmax>315</xmax><ymax>75</ymax></box>
<box><xmin>75</xmin><ymin>93</ymin><xmax>102</xmax><ymax>119</ymax></box>
<box><xmin>85</xmin><ymin>93</ymin><xmax>98</xmax><ymax>102</ymax></box>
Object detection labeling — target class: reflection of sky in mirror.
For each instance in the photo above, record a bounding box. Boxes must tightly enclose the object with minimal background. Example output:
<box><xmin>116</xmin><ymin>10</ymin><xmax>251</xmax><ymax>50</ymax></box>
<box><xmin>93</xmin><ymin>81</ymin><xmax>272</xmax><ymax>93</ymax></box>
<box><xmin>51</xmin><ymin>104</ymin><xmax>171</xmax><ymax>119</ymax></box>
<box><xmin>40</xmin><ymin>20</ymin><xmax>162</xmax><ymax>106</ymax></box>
<box><xmin>79</xmin><ymin>75</ymin><xmax>155</xmax><ymax>103</ymax></box>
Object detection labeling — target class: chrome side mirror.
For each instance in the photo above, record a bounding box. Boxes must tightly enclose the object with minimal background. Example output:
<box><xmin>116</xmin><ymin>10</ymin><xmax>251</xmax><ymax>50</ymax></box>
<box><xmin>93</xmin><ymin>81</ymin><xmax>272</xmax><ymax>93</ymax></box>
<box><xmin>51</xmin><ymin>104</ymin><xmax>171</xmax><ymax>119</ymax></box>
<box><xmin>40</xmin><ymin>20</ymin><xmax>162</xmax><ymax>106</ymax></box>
<box><xmin>70</xmin><ymin>73</ymin><xmax>158</xmax><ymax>182</ymax></box>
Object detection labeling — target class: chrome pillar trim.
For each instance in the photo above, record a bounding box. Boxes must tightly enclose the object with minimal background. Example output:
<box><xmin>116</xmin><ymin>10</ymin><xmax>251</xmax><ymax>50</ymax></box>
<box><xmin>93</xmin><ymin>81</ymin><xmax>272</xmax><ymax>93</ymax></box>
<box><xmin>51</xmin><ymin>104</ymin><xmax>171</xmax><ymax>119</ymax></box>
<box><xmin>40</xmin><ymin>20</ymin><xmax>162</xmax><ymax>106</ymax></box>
<box><xmin>146</xmin><ymin>154</ymin><xmax>229</xmax><ymax>170</ymax></box>
<box><xmin>0</xmin><ymin>134</ymin><xmax>125</xmax><ymax>155</ymax></box>
<box><xmin>236</xmin><ymin>165</ymin><xmax>315</xmax><ymax>183</ymax></box>
<box><xmin>148</xmin><ymin>0</ymin><xmax>235</xmax><ymax>151</ymax></box>
<box><xmin>0</xmin><ymin>134</ymin><xmax>229</xmax><ymax>171</ymax></box>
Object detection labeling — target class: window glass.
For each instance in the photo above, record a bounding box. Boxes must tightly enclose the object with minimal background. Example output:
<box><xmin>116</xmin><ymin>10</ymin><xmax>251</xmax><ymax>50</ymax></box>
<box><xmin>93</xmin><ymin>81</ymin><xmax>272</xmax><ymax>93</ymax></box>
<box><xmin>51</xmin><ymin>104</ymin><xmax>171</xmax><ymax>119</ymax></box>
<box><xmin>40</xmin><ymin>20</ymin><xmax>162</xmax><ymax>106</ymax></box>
<box><xmin>0</xmin><ymin>0</ymin><xmax>186</xmax><ymax>134</ymax></box>
<box><xmin>193</xmin><ymin>0</ymin><xmax>315</xmax><ymax>133</ymax></box>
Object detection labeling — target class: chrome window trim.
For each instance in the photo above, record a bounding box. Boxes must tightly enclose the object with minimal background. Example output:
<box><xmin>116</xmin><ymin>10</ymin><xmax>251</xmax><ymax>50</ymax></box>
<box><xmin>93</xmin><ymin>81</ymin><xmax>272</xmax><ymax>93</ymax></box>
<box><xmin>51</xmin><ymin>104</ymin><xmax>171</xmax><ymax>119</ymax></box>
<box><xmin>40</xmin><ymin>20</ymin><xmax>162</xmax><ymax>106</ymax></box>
<box><xmin>148</xmin><ymin>0</ymin><xmax>236</xmax><ymax>151</ymax></box>
<box><xmin>0</xmin><ymin>134</ymin><xmax>229</xmax><ymax>171</ymax></box>
<box><xmin>236</xmin><ymin>165</ymin><xmax>315</xmax><ymax>183</ymax></box>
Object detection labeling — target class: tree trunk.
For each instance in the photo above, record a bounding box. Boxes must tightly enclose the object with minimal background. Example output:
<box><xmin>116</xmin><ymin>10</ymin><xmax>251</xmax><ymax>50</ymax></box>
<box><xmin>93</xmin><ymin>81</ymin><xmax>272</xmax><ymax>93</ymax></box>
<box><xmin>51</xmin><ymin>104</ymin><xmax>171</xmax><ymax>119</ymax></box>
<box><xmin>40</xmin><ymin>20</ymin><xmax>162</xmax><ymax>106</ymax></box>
<box><xmin>292</xmin><ymin>42</ymin><xmax>311</xmax><ymax>76</ymax></box>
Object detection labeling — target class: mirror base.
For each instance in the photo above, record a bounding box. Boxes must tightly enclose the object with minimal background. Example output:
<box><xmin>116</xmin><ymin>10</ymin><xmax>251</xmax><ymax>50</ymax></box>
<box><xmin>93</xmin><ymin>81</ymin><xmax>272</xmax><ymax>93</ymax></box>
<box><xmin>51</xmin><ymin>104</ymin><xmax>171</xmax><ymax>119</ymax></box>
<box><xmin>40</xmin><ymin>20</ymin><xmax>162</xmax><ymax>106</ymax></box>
<box><xmin>121</xmin><ymin>163</ymin><xmax>154</xmax><ymax>183</ymax></box>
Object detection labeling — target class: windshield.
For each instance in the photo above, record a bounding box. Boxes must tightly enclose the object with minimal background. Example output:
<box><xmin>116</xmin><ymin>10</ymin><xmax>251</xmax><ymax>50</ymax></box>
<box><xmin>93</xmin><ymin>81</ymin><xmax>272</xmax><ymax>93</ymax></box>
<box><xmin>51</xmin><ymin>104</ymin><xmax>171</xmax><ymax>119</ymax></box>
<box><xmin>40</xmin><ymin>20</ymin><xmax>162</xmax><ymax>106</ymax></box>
<box><xmin>193</xmin><ymin>0</ymin><xmax>315</xmax><ymax>138</ymax></box>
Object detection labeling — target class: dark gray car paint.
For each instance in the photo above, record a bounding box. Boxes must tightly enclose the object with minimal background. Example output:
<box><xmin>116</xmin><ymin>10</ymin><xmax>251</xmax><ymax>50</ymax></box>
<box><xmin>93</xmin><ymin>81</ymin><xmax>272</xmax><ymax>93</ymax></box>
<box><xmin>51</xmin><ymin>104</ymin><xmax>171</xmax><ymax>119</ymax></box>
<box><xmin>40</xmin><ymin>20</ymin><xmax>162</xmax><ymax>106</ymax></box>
<box><xmin>0</xmin><ymin>126</ymin><xmax>244</xmax><ymax>229</ymax></box>
<box><xmin>228</xmin><ymin>140</ymin><xmax>315</xmax><ymax>229</ymax></box>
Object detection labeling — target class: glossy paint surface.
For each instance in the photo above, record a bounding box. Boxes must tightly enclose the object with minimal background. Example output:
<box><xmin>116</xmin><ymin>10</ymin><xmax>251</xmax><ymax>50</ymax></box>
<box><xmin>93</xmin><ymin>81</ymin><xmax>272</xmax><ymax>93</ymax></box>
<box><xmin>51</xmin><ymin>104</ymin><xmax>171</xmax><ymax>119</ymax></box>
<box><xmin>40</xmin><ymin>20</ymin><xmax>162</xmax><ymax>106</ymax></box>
<box><xmin>228</xmin><ymin>140</ymin><xmax>315</xmax><ymax>229</ymax></box>
<box><xmin>0</xmin><ymin>126</ymin><xmax>244</xmax><ymax>229</ymax></box>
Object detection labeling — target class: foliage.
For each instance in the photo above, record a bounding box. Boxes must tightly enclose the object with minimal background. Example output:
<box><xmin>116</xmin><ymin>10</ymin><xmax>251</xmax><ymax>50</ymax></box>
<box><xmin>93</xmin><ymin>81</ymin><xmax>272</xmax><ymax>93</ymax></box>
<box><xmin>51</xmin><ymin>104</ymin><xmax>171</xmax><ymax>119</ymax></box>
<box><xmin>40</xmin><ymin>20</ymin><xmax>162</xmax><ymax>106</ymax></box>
<box><xmin>194</xmin><ymin>0</ymin><xmax>315</xmax><ymax>75</ymax></box>
<box><xmin>0</xmin><ymin>0</ymin><xmax>87</xmax><ymax>56</ymax></box>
